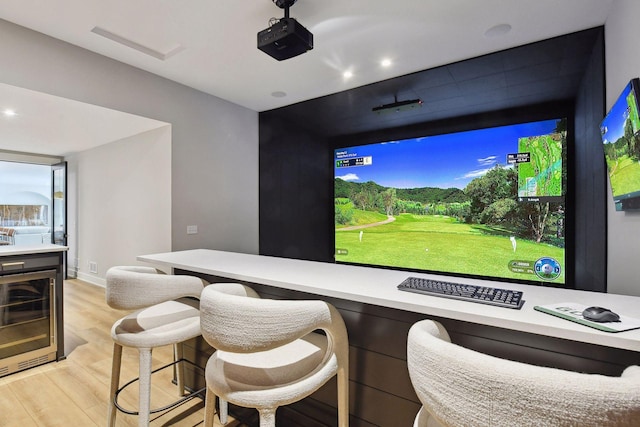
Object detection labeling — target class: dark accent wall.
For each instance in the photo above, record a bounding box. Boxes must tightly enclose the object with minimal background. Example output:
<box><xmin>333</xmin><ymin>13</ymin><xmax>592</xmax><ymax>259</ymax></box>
<box><xmin>259</xmin><ymin>114</ymin><xmax>334</xmax><ymax>261</ymax></box>
<box><xmin>259</xmin><ymin>28</ymin><xmax>607</xmax><ymax>291</ymax></box>
<box><xmin>573</xmin><ymin>32</ymin><xmax>607</xmax><ymax>291</ymax></box>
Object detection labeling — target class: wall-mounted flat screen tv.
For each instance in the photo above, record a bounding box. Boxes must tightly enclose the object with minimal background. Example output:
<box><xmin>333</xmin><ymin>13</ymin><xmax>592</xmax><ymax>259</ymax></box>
<box><xmin>334</xmin><ymin>118</ymin><xmax>569</xmax><ymax>286</ymax></box>
<box><xmin>600</xmin><ymin>78</ymin><xmax>640</xmax><ymax>211</ymax></box>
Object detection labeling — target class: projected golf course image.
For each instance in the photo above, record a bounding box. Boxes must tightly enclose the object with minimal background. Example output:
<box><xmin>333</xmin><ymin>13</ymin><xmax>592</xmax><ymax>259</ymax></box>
<box><xmin>334</xmin><ymin>118</ymin><xmax>567</xmax><ymax>285</ymax></box>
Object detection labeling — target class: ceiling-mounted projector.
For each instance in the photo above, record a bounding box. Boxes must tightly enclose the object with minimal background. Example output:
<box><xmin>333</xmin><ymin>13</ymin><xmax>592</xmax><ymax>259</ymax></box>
<box><xmin>258</xmin><ymin>0</ymin><xmax>313</xmax><ymax>61</ymax></box>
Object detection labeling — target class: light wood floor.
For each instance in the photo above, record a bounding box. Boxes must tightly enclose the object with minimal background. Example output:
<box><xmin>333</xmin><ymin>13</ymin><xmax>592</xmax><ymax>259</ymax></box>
<box><xmin>0</xmin><ymin>279</ymin><xmax>245</xmax><ymax>427</ymax></box>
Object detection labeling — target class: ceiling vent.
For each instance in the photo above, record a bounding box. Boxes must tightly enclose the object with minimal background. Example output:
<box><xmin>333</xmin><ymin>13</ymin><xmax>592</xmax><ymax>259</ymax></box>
<box><xmin>91</xmin><ymin>26</ymin><xmax>183</xmax><ymax>61</ymax></box>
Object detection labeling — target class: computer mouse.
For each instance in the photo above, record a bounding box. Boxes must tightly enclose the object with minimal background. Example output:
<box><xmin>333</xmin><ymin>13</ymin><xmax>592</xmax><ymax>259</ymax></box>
<box><xmin>582</xmin><ymin>306</ymin><xmax>620</xmax><ymax>323</ymax></box>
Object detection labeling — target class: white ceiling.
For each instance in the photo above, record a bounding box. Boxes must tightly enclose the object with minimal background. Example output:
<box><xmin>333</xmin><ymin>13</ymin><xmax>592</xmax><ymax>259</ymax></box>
<box><xmin>0</xmin><ymin>0</ymin><xmax>614</xmax><ymax>157</ymax></box>
<box><xmin>0</xmin><ymin>83</ymin><xmax>167</xmax><ymax>157</ymax></box>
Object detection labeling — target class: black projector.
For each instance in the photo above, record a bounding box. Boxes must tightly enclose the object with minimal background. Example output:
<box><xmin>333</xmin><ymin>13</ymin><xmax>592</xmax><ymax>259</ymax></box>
<box><xmin>257</xmin><ymin>18</ymin><xmax>313</xmax><ymax>61</ymax></box>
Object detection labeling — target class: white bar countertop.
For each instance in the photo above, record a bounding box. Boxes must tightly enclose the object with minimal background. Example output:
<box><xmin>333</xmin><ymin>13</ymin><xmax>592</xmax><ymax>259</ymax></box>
<box><xmin>0</xmin><ymin>244</ymin><xmax>68</xmax><ymax>256</ymax></box>
<box><xmin>138</xmin><ymin>249</ymin><xmax>640</xmax><ymax>352</ymax></box>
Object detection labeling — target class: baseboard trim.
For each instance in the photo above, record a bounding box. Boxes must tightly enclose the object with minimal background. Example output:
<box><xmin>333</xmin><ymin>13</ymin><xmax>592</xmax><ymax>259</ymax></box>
<box><xmin>75</xmin><ymin>271</ymin><xmax>105</xmax><ymax>287</ymax></box>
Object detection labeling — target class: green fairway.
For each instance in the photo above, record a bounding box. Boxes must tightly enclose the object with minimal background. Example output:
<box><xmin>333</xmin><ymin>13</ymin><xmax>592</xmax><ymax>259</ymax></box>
<box><xmin>608</xmin><ymin>155</ymin><xmax>640</xmax><ymax>197</ymax></box>
<box><xmin>335</xmin><ymin>213</ymin><xmax>565</xmax><ymax>283</ymax></box>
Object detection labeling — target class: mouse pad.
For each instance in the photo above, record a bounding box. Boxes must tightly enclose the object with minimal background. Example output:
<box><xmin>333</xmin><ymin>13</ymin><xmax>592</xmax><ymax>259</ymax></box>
<box><xmin>534</xmin><ymin>302</ymin><xmax>640</xmax><ymax>333</ymax></box>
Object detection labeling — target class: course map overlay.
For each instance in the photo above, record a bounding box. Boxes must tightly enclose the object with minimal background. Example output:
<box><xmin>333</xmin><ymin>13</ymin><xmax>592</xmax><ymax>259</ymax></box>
<box><xmin>517</xmin><ymin>133</ymin><xmax>563</xmax><ymax>198</ymax></box>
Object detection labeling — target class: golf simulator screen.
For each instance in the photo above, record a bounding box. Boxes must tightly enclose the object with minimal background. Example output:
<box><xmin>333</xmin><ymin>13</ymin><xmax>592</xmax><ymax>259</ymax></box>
<box><xmin>334</xmin><ymin>118</ymin><xmax>568</xmax><ymax>286</ymax></box>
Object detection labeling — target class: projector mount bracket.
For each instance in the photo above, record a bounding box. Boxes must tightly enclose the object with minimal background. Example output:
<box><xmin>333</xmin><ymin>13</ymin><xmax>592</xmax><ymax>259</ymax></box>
<box><xmin>272</xmin><ymin>0</ymin><xmax>298</xmax><ymax>18</ymax></box>
<box><xmin>372</xmin><ymin>94</ymin><xmax>423</xmax><ymax>114</ymax></box>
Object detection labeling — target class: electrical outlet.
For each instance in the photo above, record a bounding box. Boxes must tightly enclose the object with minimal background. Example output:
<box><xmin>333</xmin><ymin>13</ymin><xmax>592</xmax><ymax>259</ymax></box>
<box><xmin>89</xmin><ymin>261</ymin><xmax>98</xmax><ymax>274</ymax></box>
<box><xmin>187</xmin><ymin>225</ymin><xmax>198</xmax><ymax>235</ymax></box>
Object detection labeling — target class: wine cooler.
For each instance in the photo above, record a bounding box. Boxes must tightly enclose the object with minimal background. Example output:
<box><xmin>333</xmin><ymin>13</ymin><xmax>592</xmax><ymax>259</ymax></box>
<box><xmin>0</xmin><ymin>268</ymin><xmax>57</xmax><ymax>377</ymax></box>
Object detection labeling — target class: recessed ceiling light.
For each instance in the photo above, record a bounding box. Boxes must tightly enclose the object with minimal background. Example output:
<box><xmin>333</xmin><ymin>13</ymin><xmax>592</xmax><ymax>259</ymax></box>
<box><xmin>343</xmin><ymin>70</ymin><xmax>353</xmax><ymax>79</ymax></box>
<box><xmin>3</xmin><ymin>109</ymin><xmax>16</xmax><ymax>117</ymax></box>
<box><xmin>484</xmin><ymin>23</ymin><xmax>512</xmax><ymax>38</ymax></box>
<box><xmin>381</xmin><ymin>58</ymin><xmax>392</xmax><ymax>67</ymax></box>
<box><xmin>271</xmin><ymin>91</ymin><xmax>287</xmax><ymax>98</ymax></box>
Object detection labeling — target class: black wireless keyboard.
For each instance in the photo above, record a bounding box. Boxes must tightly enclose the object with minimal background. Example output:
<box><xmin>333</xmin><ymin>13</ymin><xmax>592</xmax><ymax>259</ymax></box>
<box><xmin>397</xmin><ymin>277</ymin><xmax>525</xmax><ymax>309</ymax></box>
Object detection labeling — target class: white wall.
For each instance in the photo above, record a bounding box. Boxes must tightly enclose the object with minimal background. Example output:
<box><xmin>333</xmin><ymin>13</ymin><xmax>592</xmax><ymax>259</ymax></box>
<box><xmin>66</xmin><ymin>127</ymin><xmax>171</xmax><ymax>286</ymax></box>
<box><xmin>605</xmin><ymin>0</ymin><xmax>640</xmax><ymax>296</ymax></box>
<box><xmin>0</xmin><ymin>19</ymin><xmax>259</xmax><ymax>283</ymax></box>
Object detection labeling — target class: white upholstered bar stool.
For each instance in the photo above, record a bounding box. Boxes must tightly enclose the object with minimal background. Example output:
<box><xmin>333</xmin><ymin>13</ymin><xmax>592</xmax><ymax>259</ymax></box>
<box><xmin>199</xmin><ymin>282</ymin><xmax>350</xmax><ymax>427</ymax></box>
<box><xmin>407</xmin><ymin>319</ymin><xmax>640</xmax><ymax>427</ymax></box>
<box><xmin>105</xmin><ymin>266</ymin><xmax>213</xmax><ymax>427</ymax></box>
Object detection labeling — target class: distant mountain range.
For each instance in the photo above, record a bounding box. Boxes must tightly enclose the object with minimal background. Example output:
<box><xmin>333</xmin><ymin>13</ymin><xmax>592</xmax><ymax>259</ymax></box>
<box><xmin>335</xmin><ymin>178</ymin><xmax>469</xmax><ymax>204</ymax></box>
